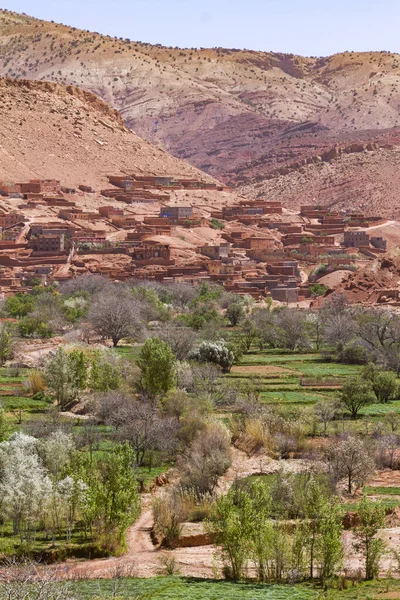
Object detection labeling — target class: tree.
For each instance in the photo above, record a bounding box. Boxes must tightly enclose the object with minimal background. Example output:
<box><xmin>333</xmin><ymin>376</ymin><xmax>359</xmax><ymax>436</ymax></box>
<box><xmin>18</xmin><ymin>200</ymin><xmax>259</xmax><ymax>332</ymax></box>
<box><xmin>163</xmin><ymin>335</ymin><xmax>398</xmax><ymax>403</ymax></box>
<box><xmin>88</xmin><ymin>290</ymin><xmax>142</xmax><ymax>347</ymax></box>
<box><xmin>0</xmin><ymin>322</ymin><xmax>14</xmax><ymax>366</ymax></box>
<box><xmin>276</xmin><ymin>309</ymin><xmax>309</xmax><ymax>351</ymax></box>
<box><xmin>314</xmin><ymin>400</ymin><xmax>338</xmax><ymax>436</ymax></box>
<box><xmin>294</xmin><ymin>478</ymin><xmax>343</xmax><ymax>582</ymax></box>
<box><xmin>225</xmin><ymin>302</ymin><xmax>244</xmax><ymax>326</ymax></box>
<box><xmin>0</xmin><ymin>433</ymin><xmax>52</xmax><ymax>540</ymax></box>
<box><xmin>88</xmin><ymin>444</ymin><xmax>140</xmax><ymax>549</ymax></box>
<box><xmin>340</xmin><ymin>378</ymin><xmax>376</xmax><ymax>419</ymax></box>
<box><xmin>190</xmin><ymin>340</ymin><xmax>236</xmax><ymax>373</ymax></box>
<box><xmin>353</xmin><ymin>495</ymin><xmax>386</xmax><ymax>580</ymax></box>
<box><xmin>209</xmin><ymin>485</ymin><xmax>254</xmax><ymax>580</ymax></box>
<box><xmin>44</xmin><ymin>347</ymin><xmax>76</xmax><ymax>409</ymax></box>
<box><xmin>40</xmin><ymin>430</ymin><xmax>74</xmax><ymax>481</ymax></box>
<box><xmin>372</xmin><ymin>371</ymin><xmax>398</xmax><ymax>404</ymax></box>
<box><xmin>179</xmin><ymin>424</ymin><xmax>231</xmax><ymax>498</ymax></box>
<box><xmin>306</xmin><ymin>311</ymin><xmax>325</xmax><ymax>351</ymax></box>
<box><xmin>0</xmin><ymin>561</ymin><xmax>77</xmax><ymax>600</ymax></box>
<box><xmin>137</xmin><ymin>337</ymin><xmax>176</xmax><ymax>398</ymax></box>
<box><xmin>157</xmin><ymin>324</ymin><xmax>196</xmax><ymax>360</ymax></box>
<box><xmin>329</xmin><ymin>437</ymin><xmax>375</xmax><ymax>494</ymax></box>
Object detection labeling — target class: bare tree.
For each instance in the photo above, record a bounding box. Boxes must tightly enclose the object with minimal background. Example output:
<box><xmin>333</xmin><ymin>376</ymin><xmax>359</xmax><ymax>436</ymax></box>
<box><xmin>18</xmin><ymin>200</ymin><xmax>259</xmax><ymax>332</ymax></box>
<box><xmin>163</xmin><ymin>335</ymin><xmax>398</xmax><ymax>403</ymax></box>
<box><xmin>97</xmin><ymin>393</ymin><xmax>177</xmax><ymax>466</ymax></box>
<box><xmin>276</xmin><ymin>309</ymin><xmax>309</xmax><ymax>351</ymax></box>
<box><xmin>88</xmin><ymin>290</ymin><xmax>143</xmax><ymax>346</ymax></box>
<box><xmin>179</xmin><ymin>424</ymin><xmax>232</xmax><ymax>498</ymax></box>
<box><xmin>0</xmin><ymin>560</ymin><xmax>75</xmax><ymax>600</ymax></box>
<box><xmin>60</xmin><ymin>273</ymin><xmax>112</xmax><ymax>296</ymax></box>
<box><xmin>157</xmin><ymin>324</ymin><xmax>197</xmax><ymax>360</ymax></box>
<box><xmin>314</xmin><ymin>400</ymin><xmax>339</xmax><ymax>436</ymax></box>
<box><xmin>328</xmin><ymin>437</ymin><xmax>375</xmax><ymax>494</ymax></box>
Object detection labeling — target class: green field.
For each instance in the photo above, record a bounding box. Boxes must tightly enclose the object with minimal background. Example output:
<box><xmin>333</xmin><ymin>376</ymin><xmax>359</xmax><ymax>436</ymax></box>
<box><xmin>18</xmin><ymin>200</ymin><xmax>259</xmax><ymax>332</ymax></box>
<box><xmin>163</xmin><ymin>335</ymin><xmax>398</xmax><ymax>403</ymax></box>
<box><xmin>67</xmin><ymin>577</ymin><xmax>400</xmax><ymax>600</ymax></box>
<box><xmin>70</xmin><ymin>578</ymin><xmax>317</xmax><ymax>600</ymax></box>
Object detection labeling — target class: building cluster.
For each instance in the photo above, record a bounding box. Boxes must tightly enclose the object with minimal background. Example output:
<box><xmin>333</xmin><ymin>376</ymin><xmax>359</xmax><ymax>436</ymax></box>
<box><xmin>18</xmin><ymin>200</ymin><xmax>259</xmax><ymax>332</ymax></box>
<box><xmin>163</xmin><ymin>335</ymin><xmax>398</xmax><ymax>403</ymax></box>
<box><xmin>0</xmin><ymin>175</ymin><xmax>390</xmax><ymax>304</ymax></box>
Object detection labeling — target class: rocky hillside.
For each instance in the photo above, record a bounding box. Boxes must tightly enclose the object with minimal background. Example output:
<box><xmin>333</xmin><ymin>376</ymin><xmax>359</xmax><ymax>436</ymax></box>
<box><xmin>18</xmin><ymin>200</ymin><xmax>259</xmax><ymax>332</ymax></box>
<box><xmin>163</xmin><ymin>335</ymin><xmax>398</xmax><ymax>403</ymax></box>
<box><xmin>3</xmin><ymin>9</ymin><xmax>400</xmax><ymax>214</ymax></box>
<box><xmin>239</xmin><ymin>136</ymin><xmax>400</xmax><ymax>218</ymax></box>
<box><xmin>0</xmin><ymin>77</ymin><xmax>216</xmax><ymax>189</ymax></box>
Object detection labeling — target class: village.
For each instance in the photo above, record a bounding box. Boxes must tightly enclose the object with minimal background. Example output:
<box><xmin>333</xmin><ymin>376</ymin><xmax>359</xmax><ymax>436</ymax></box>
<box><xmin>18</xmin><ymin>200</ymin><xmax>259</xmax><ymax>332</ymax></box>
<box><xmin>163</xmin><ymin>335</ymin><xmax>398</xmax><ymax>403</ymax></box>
<box><xmin>0</xmin><ymin>173</ymin><xmax>394</xmax><ymax>305</ymax></box>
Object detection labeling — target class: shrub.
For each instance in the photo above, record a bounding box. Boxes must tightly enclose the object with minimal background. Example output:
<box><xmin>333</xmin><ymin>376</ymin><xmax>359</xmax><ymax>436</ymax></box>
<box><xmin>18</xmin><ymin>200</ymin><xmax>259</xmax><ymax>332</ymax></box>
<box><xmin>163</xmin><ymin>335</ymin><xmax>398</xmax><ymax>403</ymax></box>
<box><xmin>25</xmin><ymin>371</ymin><xmax>46</xmax><ymax>395</ymax></box>
<box><xmin>190</xmin><ymin>340</ymin><xmax>236</xmax><ymax>373</ymax></box>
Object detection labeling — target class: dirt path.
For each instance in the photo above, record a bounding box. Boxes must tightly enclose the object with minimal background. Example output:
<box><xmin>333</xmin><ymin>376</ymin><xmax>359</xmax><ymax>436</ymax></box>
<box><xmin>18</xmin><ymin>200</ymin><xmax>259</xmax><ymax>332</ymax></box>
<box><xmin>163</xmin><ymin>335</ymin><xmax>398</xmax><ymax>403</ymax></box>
<box><xmin>64</xmin><ymin>495</ymin><xmax>163</xmax><ymax>579</ymax></box>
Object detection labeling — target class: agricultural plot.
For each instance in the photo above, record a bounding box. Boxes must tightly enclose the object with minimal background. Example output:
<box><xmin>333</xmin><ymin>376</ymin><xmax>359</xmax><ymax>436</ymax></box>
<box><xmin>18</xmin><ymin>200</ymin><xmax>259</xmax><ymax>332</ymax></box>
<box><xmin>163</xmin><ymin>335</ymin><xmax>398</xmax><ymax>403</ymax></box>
<box><xmin>226</xmin><ymin>351</ymin><xmax>362</xmax><ymax>411</ymax></box>
<box><xmin>70</xmin><ymin>577</ymin><xmax>318</xmax><ymax>600</ymax></box>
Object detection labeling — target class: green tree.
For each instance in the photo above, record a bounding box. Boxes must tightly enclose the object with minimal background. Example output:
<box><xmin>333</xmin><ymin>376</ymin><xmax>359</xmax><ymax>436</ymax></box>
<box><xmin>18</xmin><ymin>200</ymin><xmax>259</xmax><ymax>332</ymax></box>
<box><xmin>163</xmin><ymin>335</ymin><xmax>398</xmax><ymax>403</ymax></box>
<box><xmin>353</xmin><ymin>495</ymin><xmax>386</xmax><ymax>580</ymax></box>
<box><xmin>69</xmin><ymin>445</ymin><xmax>140</xmax><ymax>552</ymax></box>
<box><xmin>4</xmin><ymin>293</ymin><xmax>35</xmax><ymax>317</ymax></box>
<box><xmin>340</xmin><ymin>377</ymin><xmax>376</xmax><ymax>419</ymax></box>
<box><xmin>209</xmin><ymin>486</ymin><xmax>253</xmax><ymax>580</ymax></box>
<box><xmin>137</xmin><ymin>337</ymin><xmax>176</xmax><ymax>398</ymax></box>
<box><xmin>225</xmin><ymin>302</ymin><xmax>244</xmax><ymax>327</ymax></box>
<box><xmin>68</xmin><ymin>349</ymin><xmax>89</xmax><ymax>390</ymax></box>
<box><xmin>44</xmin><ymin>347</ymin><xmax>76</xmax><ymax>409</ymax></box>
<box><xmin>372</xmin><ymin>371</ymin><xmax>398</xmax><ymax>404</ymax></box>
<box><xmin>0</xmin><ymin>323</ymin><xmax>14</xmax><ymax>366</ymax></box>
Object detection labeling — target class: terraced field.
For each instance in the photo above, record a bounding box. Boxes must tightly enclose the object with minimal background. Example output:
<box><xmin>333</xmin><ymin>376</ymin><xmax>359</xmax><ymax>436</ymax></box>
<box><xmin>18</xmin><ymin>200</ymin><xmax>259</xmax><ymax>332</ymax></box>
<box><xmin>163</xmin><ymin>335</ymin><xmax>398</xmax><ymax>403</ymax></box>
<box><xmin>226</xmin><ymin>351</ymin><xmax>363</xmax><ymax>410</ymax></box>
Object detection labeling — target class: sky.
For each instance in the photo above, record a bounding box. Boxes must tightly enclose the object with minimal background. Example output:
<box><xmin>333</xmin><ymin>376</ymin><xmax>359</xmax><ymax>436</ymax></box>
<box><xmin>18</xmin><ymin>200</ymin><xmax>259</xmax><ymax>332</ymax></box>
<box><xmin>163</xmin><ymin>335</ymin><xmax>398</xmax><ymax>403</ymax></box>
<box><xmin>4</xmin><ymin>0</ymin><xmax>400</xmax><ymax>57</ymax></box>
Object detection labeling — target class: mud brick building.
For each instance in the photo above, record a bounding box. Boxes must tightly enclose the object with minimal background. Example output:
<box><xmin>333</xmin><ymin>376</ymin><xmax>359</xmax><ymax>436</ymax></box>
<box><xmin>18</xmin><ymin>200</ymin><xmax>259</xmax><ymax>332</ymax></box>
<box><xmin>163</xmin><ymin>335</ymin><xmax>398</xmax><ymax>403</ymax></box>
<box><xmin>344</xmin><ymin>230</ymin><xmax>370</xmax><ymax>248</ymax></box>
<box><xmin>198</xmin><ymin>243</ymin><xmax>231</xmax><ymax>260</ymax></box>
<box><xmin>19</xmin><ymin>179</ymin><xmax>61</xmax><ymax>195</ymax></box>
<box><xmin>131</xmin><ymin>241</ymin><xmax>173</xmax><ymax>264</ymax></box>
<box><xmin>160</xmin><ymin>205</ymin><xmax>193</xmax><ymax>223</ymax></box>
<box><xmin>0</xmin><ymin>213</ymin><xmax>26</xmax><ymax>228</ymax></box>
<box><xmin>29</xmin><ymin>233</ymin><xmax>67</xmax><ymax>253</ymax></box>
<box><xmin>98</xmin><ymin>206</ymin><xmax>124</xmax><ymax>218</ymax></box>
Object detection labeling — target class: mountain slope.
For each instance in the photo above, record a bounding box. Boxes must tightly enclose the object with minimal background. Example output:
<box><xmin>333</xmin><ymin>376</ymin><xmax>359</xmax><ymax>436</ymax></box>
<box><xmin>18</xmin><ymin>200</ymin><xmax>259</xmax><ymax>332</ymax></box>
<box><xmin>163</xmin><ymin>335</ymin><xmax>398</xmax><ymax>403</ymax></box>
<box><xmin>2</xmin><ymin>10</ymin><xmax>400</xmax><ymax>214</ymax></box>
<box><xmin>0</xmin><ymin>77</ymin><xmax>216</xmax><ymax>189</ymax></box>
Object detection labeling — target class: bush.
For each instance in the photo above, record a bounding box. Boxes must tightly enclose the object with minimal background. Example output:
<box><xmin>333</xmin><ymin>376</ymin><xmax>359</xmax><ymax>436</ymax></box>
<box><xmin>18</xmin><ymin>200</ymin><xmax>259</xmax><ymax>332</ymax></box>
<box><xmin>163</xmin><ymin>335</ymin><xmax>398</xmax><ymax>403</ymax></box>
<box><xmin>337</xmin><ymin>343</ymin><xmax>368</xmax><ymax>364</ymax></box>
<box><xmin>309</xmin><ymin>284</ymin><xmax>329</xmax><ymax>297</ymax></box>
<box><xmin>25</xmin><ymin>371</ymin><xmax>46</xmax><ymax>395</ymax></box>
<box><xmin>210</xmin><ymin>218</ymin><xmax>224</xmax><ymax>230</ymax></box>
<box><xmin>190</xmin><ymin>340</ymin><xmax>236</xmax><ymax>373</ymax></box>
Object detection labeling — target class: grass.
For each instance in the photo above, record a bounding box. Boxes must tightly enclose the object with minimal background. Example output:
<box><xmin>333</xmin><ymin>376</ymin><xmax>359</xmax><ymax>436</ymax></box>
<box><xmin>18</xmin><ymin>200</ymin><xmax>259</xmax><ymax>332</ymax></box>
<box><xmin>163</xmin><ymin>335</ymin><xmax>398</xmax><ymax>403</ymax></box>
<box><xmin>68</xmin><ymin>577</ymin><xmax>400</xmax><ymax>600</ymax></box>
<box><xmin>70</xmin><ymin>577</ymin><xmax>318</xmax><ymax>600</ymax></box>
<box><xmin>364</xmin><ymin>486</ymin><xmax>400</xmax><ymax>496</ymax></box>
<box><xmin>1</xmin><ymin>395</ymin><xmax>50</xmax><ymax>411</ymax></box>
<box><xmin>260</xmin><ymin>390</ymin><xmax>331</xmax><ymax>405</ymax></box>
<box><xmin>360</xmin><ymin>401</ymin><xmax>400</xmax><ymax>416</ymax></box>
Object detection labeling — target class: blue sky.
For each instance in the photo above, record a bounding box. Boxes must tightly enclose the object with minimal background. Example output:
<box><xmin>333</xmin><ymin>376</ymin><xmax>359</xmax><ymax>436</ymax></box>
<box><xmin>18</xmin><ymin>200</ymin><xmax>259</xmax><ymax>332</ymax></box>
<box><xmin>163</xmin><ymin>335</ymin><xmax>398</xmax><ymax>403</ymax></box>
<box><xmin>4</xmin><ymin>0</ymin><xmax>400</xmax><ymax>56</ymax></box>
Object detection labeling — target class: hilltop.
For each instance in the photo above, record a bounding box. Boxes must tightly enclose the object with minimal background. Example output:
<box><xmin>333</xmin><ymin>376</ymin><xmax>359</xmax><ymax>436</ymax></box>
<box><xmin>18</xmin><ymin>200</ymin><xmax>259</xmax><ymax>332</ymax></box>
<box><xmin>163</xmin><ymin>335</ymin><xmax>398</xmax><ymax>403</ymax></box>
<box><xmin>3</xmin><ymin>10</ymin><xmax>400</xmax><ymax>214</ymax></box>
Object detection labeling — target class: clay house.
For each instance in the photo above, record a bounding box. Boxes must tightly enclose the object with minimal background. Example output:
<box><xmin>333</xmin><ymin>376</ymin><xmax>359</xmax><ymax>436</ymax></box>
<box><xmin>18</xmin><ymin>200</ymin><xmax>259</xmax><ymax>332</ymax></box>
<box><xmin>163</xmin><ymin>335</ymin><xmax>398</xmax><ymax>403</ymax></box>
<box><xmin>0</xmin><ymin>213</ymin><xmax>26</xmax><ymax>228</ymax></box>
<box><xmin>206</xmin><ymin>260</ymin><xmax>239</xmax><ymax>279</ymax></box>
<box><xmin>160</xmin><ymin>205</ymin><xmax>193</xmax><ymax>223</ymax></box>
<box><xmin>267</xmin><ymin>261</ymin><xmax>300</xmax><ymax>277</ymax></box>
<box><xmin>131</xmin><ymin>241</ymin><xmax>173</xmax><ymax>264</ymax></box>
<box><xmin>111</xmin><ymin>215</ymin><xmax>139</xmax><ymax>229</ymax></box>
<box><xmin>98</xmin><ymin>206</ymin><xmax>124</xmax><ymax>218</ymax></box>
<box><xmin>344</xmin><ymin>230</ymin><xmax>370</xmax><ymax>248</ymax></box>
<box><xmin>198</xmin><ymin>243</ymin><xmax>231</xmax><ymax>260</ymax></box>
<box><xmin>30</xmin><ymin>223</ymin><xmax>75</xmax><ymax>238</ymax></box>
<box><xmin>0</xmin><ymin>182</ymin><xmax>22</xmax><ymax>196</ymax></box>
<box><xmin>269</xmin><ymin>285</ymin><xmax>300</xmax><ymax>303</ymax></box>
<box><xmin>243</xmin><ymin>237</ymin><xmax>274</xmax><ymax>251</ymax></box>
<box><xmin>370</xmin><ymin>236</ymin><xmax>387</xmax><ymax>250</ymax></box>
<box><xmin>29</xmin><ymin>233</ymin><xmax>67</xmax><ymax>254</ymax></box>
<box><xmin>19</xmin><ymin>179</ymin><xmax>61</xmax><ymax>195</ymax></box>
